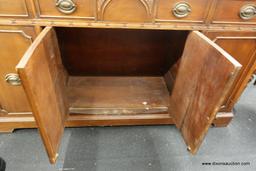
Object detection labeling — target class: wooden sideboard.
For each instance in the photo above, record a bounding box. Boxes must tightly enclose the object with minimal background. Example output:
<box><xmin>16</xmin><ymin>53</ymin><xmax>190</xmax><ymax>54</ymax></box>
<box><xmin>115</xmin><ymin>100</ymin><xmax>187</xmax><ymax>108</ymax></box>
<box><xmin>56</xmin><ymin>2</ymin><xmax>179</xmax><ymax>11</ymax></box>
<box><xmin>0</xmin><ymin>0</ymin><xmax>256</xmax><ymax>164</ymax></box>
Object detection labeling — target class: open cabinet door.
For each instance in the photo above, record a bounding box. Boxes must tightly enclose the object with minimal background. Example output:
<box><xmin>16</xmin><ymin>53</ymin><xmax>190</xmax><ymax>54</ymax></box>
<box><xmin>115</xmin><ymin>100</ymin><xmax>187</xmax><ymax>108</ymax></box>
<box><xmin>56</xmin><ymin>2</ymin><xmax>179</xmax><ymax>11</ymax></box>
<box><xmin>16</xmin><ymin>27</ymin><xmax>68</xmax><ymax>163</ymax></box>
<box><xmin>170</xmin><ymin>31</ymin><xmax>242</xmax><ymax>154</ymax></box>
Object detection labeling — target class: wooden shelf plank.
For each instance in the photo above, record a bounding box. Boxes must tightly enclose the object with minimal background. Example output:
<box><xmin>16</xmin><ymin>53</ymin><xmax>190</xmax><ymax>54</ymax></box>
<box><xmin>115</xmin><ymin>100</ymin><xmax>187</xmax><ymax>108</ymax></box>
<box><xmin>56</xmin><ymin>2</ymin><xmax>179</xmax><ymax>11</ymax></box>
<box><xmin>67</xmin><ymin>76</ymin><xmax>170</xmax><ymax>114</ymax></box>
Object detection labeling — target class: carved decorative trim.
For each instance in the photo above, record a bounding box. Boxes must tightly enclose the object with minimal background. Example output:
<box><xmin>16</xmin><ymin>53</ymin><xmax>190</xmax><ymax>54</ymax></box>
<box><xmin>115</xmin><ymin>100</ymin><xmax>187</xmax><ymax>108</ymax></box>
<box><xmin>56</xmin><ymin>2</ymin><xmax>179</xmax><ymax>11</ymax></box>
<box><xmin>0</xmin><ymin>0</ymin><xmax>29</xmax><ymax>18</ymax></box>
<box><xmin>0</xmin><ymin>30</ymin><xmax>32</xmax><ymax>41</ymax></box>
<box><xmin>1</xmin><ymin>19</ymin><xmax>256</xmax><ymax>32</ymax></box>
<box><xmin>98</xmin><ymin>0</ymin><xmax>154</xmax><ymax>20</ymax></box>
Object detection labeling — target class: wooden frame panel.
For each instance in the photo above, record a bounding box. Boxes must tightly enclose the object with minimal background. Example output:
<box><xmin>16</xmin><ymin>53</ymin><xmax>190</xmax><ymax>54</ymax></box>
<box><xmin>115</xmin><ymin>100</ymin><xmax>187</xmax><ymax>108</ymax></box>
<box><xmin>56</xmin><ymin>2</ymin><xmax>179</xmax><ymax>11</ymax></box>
<box><xmin>0</xmin><ymin>26</ymin><xmax>38</xmax><ymax>115</ymax></box>
<box><xmin>204</xmin><ymin>32</ymin><xmax>256</xmax><ymax>112</ymax></box>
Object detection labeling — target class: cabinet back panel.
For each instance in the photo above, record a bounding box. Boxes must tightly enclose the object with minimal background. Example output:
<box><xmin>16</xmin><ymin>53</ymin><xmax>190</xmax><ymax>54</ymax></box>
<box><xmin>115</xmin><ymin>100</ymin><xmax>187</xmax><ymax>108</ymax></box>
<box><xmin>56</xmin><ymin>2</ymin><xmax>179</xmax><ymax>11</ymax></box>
<box><xmin>56</xmin><ymin>28</ymin><xmax>188</xmax><ymax>76</ymax></box>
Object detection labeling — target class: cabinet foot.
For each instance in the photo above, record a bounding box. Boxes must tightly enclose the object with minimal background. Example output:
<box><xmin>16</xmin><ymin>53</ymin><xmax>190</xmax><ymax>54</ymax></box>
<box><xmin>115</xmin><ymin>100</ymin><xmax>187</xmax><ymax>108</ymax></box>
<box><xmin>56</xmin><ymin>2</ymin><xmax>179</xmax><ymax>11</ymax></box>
<box><xmin>0</xmin><ymin>115</ymin><xmax>36</xmax><ymax>133</ymax></box>
<box><xmin>0</xmin><ymin>128</ymin><xmax>14</xmax><ymax>133</ymax></box>
<box><xmin>212</xmin><ymin>112</ymin><xmax>234</xmax><ymax>127</ymax></box>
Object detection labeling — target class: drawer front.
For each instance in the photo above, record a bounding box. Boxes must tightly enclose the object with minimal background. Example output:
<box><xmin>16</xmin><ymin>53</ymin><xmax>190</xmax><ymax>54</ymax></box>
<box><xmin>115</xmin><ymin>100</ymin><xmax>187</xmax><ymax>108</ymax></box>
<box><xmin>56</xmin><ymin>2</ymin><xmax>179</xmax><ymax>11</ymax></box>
<box><xmin>213</xmin><ymin>0</ymin><xmax>256</xmax><ymax>24</ymax></box>
<box><xmin>155</xmin><ymin>0</ymin><xmax>211</xmax><ymax>23</ymax></box>
<box><xmin>0</xmin><ymin>0</ymin><xmax>29</xmax><ymax>17</ymax></box>
<box><xmin>35</xmin><ymin>0</ymin><xmax>95</xmax><ymax>19</ymax></box>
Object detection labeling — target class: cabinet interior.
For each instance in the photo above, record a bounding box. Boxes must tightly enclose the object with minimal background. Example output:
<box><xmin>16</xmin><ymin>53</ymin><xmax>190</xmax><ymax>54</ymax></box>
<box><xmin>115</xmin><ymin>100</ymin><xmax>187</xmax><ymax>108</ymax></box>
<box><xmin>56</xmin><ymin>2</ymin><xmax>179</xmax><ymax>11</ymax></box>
<box><xmin>55</xmin><ymin>28</ymin><xmax>189</xmax><ymax>115</ymax></box>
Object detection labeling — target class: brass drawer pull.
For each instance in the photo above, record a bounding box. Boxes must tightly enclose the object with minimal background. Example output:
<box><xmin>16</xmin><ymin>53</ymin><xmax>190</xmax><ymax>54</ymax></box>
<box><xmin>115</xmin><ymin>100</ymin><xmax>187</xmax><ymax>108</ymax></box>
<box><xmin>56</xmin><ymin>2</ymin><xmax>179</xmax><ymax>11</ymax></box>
<box><xmin>240</xmin><ymin>4</ymin><xmax>256</xmax><ymax>20</ymax></box>
<box><xmin>56</xmin><ymin>0</ymin><xmax>77</xmax><ymax>14</ymax></box>
<box><xmin>172</xmin><ymin>2</ymin><xmax>192</xmax><ymax>18</ymax></box>
<box><xmin>5</xmin><ymin>73</ymin><xmax>21</xmax><ymax>86</ymax></box>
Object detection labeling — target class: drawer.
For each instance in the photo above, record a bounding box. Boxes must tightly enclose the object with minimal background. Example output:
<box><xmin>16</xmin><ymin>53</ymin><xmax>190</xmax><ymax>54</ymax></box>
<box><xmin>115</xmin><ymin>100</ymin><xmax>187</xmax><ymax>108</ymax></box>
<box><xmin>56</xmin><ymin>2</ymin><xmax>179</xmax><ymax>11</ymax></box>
<box><xmin>212</xmin><ymin>0</ymin><xmax>256</xmax><ymax>24</ymax></box>
<box><xmin>155</xmin><ymin>0</ymin><xmax>211</xmax><ymax>23</ymax></box>
<box><xmin>0</xmin><ymin>0</ymin><xmax>30</xmax><ymax>17</ymax></box>
<box><xmin>35</xmin><ymin>0</ymin><xmax>95</xmax><ymax>19</ymax></box>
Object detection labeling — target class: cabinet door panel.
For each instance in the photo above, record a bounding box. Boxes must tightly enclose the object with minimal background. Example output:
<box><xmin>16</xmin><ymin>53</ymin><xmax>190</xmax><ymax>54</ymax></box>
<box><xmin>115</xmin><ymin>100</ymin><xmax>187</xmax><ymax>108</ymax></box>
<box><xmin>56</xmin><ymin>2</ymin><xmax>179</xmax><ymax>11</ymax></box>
<box><xmin>204</xmin><ymin>32</ymin><xmax>256</xmax><ymax>112</ymax></box>
<box><xmin>16</xmin><ymin>27</ymin><xmax>68</xmax><ymax>163</ymax></box>
<box><xmin>170</xmin><ymin>31</ymin><xmax>241</xmax><ymax>154</ymax></box>
<box><xmin>0</xmin><ymin>26</ymin><xmax>36</xmax><ymax>114</ymax></box>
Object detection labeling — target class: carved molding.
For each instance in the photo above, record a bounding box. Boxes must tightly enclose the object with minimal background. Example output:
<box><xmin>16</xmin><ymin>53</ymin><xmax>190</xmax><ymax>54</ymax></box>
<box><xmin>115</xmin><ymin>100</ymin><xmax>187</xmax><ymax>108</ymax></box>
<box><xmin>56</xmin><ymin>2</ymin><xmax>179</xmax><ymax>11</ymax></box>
<box><xmin>98</xmin><ymin>0</ymin><xmax>154</xmax><ymax>19</ymax></box>
<box><xmin>0</xmin><ymin>29</ymin><xmax>33</xmax><ymax>41</ymax></box>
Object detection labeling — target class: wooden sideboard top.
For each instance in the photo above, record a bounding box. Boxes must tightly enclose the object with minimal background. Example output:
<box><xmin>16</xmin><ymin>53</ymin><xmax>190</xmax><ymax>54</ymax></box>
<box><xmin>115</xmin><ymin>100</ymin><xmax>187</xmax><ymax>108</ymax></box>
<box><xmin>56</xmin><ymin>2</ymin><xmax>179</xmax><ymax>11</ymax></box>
<box><xmin>0</xmin><ymin>0</ymin><xmax>256</xmax><ymax>31</ymax></box>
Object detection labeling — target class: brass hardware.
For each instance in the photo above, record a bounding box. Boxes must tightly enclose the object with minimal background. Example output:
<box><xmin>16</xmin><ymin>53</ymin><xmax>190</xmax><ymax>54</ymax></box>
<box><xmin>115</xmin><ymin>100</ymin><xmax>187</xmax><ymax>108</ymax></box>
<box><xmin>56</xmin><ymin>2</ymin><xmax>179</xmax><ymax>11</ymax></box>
<box><xmin>187</xmin><ymin>146</ymin><xmax>191</xmax><ymax>151</ymax></box>
<box><xmin>56</xmin><ymin>0</ymin><xmax>77</xmax><ymax>14</ymax></box>
<box><xmin>172</xmin><ymin>2</ymin><xmax>192</xmax><ymax>18</ymax></box>
<box><xmin>5</xmin><ymin>73</ymin><xmax>21</xmax><ymax>86</ymax></box>
<box><xmin>240</xmin><ymin>4</ymin><xmax>256</xmax><ymax>20</ymax></box>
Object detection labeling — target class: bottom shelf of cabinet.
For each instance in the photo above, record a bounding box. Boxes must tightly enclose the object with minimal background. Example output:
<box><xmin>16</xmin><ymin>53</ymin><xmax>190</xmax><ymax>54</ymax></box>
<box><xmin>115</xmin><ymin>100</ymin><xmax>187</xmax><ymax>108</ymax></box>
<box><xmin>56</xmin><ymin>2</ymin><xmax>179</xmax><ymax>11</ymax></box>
<box><xmin>67</xmin><ymin>76</ymin><xmax>170</xmax><ymax>115</ymax></box>
<box><xmin>0</xmin><ymin>74</ymin><xmax>234</xmax><ymax>132</ymax></box>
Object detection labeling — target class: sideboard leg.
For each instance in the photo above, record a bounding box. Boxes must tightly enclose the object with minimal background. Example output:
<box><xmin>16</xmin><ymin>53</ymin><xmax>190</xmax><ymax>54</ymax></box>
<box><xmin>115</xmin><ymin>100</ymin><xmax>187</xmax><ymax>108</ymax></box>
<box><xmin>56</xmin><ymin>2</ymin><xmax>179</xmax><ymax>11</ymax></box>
<box><xmin>212</xmin><ymin>112</ymin><xmax>234</xmax><ymax>127</ymax></box>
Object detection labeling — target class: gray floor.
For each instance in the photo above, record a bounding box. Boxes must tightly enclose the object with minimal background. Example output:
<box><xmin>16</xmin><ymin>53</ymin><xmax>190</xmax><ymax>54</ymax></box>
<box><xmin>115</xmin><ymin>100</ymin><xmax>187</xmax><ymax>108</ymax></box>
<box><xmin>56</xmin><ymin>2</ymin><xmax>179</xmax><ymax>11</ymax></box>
<box><xmin>1</xmin><ymin>79</ymin><xmax>256</xmax><ymax>171</ymax></box>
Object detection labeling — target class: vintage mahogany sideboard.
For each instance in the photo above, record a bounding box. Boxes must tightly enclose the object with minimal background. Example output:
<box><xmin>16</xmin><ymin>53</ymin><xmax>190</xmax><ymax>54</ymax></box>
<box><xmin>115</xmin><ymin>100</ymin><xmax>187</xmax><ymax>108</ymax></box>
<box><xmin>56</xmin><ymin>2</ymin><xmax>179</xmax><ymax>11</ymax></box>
<box><xmin>0</xmin><ymin>0</ymin><xmax>256</xmax><ymax>164</ymax></box>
